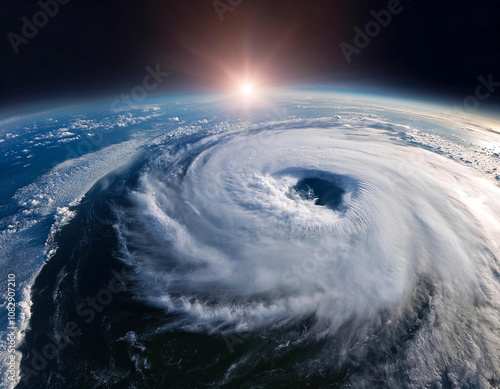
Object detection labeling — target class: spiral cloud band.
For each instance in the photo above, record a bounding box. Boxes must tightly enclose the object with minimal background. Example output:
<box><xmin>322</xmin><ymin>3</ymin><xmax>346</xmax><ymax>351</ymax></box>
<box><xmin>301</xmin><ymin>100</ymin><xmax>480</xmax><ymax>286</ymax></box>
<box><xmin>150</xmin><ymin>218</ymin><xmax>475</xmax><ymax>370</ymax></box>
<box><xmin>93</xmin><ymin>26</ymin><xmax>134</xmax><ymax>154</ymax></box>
<box><xmin>115</xmin><ymin>107</ymin><xmax>500</xmax><ymax>386</ymax></box>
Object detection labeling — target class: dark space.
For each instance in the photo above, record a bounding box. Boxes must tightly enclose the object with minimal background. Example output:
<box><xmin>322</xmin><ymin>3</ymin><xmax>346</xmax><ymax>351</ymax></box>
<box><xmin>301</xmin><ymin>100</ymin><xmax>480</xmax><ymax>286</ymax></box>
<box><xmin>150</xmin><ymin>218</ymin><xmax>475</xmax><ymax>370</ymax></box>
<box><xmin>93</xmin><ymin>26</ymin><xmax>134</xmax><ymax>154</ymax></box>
<box><xmin>2</xmin><ymin>0</ymin><xmax>499</xmax><ymax>113</ymax></box>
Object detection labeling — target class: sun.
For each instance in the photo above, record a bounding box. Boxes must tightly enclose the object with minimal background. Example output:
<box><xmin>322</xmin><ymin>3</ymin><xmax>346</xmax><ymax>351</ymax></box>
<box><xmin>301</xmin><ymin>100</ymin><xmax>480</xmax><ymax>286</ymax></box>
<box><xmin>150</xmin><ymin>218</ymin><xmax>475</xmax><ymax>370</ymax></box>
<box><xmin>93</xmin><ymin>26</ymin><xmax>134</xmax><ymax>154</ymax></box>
<box><xmin>240</xmin><ymin>83</ymin><xmax>255</xmax><ymax>96</ymax></box>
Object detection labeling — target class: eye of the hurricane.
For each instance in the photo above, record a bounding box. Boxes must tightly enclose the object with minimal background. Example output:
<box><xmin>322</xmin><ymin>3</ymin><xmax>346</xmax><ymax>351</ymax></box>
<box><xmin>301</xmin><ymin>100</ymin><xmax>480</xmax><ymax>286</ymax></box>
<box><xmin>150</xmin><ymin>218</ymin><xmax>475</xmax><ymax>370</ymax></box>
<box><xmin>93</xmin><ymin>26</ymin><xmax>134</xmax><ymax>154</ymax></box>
<box><xmin>292</xmin><ymin>177</ymin><xmax>346</xmax><ymax>210</ymax></box>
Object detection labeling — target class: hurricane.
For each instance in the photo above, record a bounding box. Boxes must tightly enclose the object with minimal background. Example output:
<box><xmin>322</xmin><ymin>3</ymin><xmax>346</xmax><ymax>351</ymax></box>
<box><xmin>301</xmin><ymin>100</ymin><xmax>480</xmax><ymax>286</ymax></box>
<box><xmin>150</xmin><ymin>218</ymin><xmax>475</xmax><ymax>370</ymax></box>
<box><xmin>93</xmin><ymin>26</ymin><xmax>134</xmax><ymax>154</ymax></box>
<box><xmin>2</xmin><ymin>91</ymin><xmax>500</xmax><ymax>388</ymax></box>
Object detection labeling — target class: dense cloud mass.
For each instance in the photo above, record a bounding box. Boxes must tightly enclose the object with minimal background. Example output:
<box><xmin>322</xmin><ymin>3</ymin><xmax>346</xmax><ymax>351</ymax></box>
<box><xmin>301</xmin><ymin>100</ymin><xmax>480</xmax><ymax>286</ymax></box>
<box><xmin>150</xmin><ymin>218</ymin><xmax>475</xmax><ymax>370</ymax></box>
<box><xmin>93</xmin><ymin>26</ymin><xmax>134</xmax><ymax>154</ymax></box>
<box><xmin>114</xmin><ymin>99</ymin><xmax>500</xmax><ymax>386</ymax></box>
